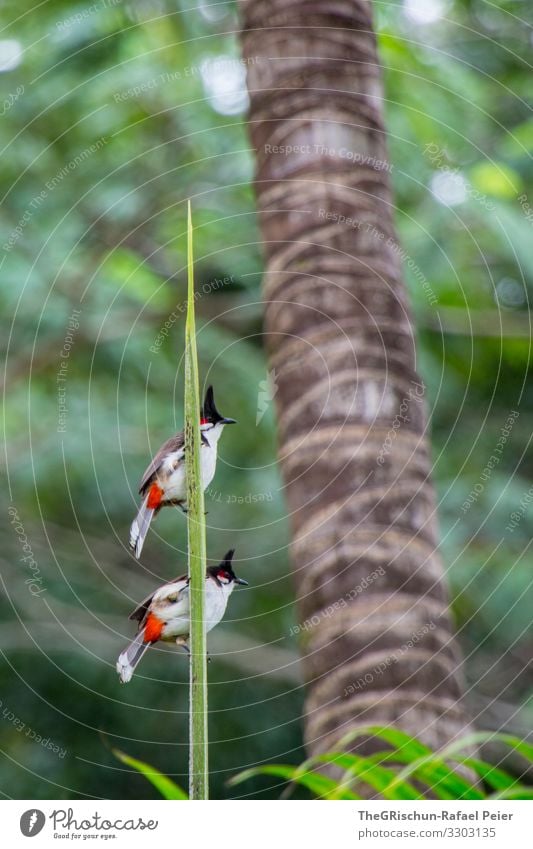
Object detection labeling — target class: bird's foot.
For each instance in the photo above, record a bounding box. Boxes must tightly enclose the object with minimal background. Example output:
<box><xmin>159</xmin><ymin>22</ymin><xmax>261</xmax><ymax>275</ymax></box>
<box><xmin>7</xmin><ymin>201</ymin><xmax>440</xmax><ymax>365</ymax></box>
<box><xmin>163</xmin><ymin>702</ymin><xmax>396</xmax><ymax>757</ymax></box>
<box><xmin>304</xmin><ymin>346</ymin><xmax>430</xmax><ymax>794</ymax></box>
<box><xmin>176</xmin><ymin>638</ymin><xmax>211</xmax><ymax>663</ymax></box>
<box><xmin>175</xmin><ymin>638</ymin><xmax>190</xmax><ymax>655</ymax></box>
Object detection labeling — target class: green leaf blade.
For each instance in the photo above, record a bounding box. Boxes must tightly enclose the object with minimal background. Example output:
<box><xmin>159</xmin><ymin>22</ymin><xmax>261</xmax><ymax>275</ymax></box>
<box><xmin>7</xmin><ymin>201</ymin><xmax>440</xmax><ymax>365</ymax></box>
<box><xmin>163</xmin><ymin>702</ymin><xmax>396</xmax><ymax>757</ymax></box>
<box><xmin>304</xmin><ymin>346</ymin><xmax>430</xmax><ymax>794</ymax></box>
<box><xmin>112</xmin><ymin>749</ymin><xmax>188</xmax><ymax>800</ymax></box>
<box><xmin>185</xmin><ymin>201</ymin><xmax>208</xmax><ymax>800</ymax></box>
<box><xmin>229</xmin><ymin>764</ymin><xmax>360</xmax><ymax>799</ymax></box>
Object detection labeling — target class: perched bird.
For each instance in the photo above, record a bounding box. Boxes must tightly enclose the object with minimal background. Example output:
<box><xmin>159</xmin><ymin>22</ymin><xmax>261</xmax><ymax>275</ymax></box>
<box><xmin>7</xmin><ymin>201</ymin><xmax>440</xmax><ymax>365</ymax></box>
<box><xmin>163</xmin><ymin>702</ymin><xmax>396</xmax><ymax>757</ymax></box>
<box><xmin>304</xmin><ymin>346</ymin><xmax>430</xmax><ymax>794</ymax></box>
<box><xmin>129</xmin><ymin>385</ymin><xmax>236</xmax><ymax>558</ymax></box>
<box><xmin>116</xmin><ymin>549</ymin><xmax>247</xmax><ymax>683</ymax></box>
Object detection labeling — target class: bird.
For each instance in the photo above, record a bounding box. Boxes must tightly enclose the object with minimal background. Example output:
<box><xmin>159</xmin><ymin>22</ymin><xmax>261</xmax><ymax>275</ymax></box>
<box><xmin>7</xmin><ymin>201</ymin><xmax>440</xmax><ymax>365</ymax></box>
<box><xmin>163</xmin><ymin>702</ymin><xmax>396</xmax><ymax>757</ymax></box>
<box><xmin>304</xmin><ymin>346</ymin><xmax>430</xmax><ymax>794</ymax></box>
<box><xmin>116</xmin><ymin>549</ymin><xmax>247</xmax><ymax>683</ymax></box>
<box><xmin>129</xmin><ymin>385</ymin><xmax>236</xmax><ymax>558</ymax></box>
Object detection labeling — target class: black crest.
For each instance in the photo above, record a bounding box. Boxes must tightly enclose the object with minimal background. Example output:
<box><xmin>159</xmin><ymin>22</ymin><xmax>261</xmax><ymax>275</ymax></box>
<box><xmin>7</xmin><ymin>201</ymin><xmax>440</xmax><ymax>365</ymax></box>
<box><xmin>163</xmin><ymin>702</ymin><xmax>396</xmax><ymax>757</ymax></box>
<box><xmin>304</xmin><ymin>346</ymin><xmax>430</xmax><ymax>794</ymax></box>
<box><xmin>201</xmin><ymin>385</ymin><xmax>223</xmax><ymax>424</ymax></box>
<box><xmin>208</xmin><ymin>549</ymin><xmax>248</xmax><ymax>586</ymax></box>
<box><xmin>201</xmin><ymin>386</ymin><xmax>236</xmax><ymax>426</ymax></box>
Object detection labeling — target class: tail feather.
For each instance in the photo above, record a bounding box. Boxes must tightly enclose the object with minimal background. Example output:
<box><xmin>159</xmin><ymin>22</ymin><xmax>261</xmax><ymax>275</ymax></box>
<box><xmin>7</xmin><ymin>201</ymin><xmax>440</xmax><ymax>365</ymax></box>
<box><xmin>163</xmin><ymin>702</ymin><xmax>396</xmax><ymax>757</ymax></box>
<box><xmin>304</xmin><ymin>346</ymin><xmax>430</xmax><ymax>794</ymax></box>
<box><xmin>129</xmin><ymin>496</ymin><xmax>154</xmax><ymax>558</ymax></box>
<box><xmin>116</xmin><ymin>630</ymin><xmax>150</xmax><ymax>684</ymax></box>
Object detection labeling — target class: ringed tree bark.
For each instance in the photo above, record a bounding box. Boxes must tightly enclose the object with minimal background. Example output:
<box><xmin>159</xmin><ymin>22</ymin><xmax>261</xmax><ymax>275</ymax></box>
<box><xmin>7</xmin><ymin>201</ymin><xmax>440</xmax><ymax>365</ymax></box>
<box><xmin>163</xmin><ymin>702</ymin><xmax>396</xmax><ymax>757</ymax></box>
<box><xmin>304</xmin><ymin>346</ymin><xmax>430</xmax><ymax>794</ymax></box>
<box><xmin>239</xmin><ymin>0</ymin><xmax>471</xmax><ymax>757</ymax></box>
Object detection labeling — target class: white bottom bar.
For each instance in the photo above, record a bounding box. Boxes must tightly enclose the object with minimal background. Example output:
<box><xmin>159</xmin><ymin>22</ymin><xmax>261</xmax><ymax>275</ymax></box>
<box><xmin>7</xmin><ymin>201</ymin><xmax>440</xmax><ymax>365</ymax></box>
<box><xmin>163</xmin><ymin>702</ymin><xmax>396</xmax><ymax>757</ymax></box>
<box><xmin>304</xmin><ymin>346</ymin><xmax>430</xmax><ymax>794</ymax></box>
<box><xmin>4</xmin><ymin>800</ymin><xmax>531</xmax><ymax>848</ymax></box>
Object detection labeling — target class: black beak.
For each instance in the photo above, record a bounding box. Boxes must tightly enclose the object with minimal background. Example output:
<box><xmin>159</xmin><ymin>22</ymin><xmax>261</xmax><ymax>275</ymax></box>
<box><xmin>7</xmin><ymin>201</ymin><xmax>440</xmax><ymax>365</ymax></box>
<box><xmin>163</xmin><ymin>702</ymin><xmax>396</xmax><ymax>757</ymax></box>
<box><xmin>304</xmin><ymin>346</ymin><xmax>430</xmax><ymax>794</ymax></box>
<box><xmin>234</xmin><ymin>577</ymin><xmax>248</xmax><ymax>586</ymax></box>
<box><xmin>222</xmin><ymin>417</ymin><xmax>237</xmax><ymax>425</ymax></box>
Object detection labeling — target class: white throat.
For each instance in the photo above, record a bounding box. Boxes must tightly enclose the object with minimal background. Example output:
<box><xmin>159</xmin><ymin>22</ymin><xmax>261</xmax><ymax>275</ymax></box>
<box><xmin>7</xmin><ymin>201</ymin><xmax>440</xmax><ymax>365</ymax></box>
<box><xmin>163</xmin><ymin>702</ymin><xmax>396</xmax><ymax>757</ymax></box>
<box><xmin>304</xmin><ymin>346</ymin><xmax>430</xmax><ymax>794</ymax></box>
<box><xmin>202</xmin><ymin>422</ymin><xmax>225</xmax><ymax>448</ymax></box>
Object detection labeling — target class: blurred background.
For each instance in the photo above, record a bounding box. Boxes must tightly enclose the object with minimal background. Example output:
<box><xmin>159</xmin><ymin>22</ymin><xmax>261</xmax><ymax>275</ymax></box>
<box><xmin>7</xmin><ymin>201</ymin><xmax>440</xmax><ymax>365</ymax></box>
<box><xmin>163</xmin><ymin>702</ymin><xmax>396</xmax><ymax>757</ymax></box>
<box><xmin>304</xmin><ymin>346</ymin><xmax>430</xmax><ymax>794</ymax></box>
<box><xmin>1</xmin><ymin>0</ymin><xmax>532</xmax><ymax>798</ymax></box>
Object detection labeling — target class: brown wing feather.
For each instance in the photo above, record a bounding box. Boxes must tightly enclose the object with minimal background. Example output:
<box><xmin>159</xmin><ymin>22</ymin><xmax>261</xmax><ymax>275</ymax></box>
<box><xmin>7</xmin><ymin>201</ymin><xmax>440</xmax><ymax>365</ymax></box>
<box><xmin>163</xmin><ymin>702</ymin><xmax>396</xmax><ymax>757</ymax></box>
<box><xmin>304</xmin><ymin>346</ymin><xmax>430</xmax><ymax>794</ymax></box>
<box><xmin>129</xmin><ymin>573</ymin><xmax>189</xmax><ymax>627</ymax></box>
<box><xmin>129</xmin><ymin>592</ymin><xmax>155</xmax><ymax>625</ymax></box>
<box><xmin>138</xmin><ymin>430</ymin><xmax>185</xmax><ymax>494</ymax></box>
<box><xmin>138</xmin><ymin>429</ymin><xmax>211</xmax><ymax>495</ymax></box>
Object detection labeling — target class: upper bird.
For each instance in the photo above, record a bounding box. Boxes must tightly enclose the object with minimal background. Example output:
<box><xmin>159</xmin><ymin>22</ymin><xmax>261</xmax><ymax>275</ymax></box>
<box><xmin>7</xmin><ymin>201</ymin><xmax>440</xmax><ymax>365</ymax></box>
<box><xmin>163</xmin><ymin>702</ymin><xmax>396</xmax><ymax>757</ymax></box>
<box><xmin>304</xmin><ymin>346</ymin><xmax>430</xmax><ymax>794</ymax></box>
<box><xmin>129</xmin><ymin>385</ymin><xmax>236</xmax><ymax>558</ymax></box>
<box><xmin>116</xmin><ymin>549</ymin><xmax>247</xmax><ymax>683</ymax></box>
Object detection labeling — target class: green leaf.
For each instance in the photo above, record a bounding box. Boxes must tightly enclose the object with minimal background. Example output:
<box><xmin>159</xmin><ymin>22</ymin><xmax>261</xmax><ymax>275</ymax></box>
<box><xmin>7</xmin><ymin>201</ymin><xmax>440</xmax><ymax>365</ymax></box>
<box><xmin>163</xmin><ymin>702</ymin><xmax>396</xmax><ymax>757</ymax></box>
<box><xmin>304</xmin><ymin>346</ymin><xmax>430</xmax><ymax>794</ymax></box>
<box><xmin>360</xmin><ymin>749</ymin><xmax>478</xmax><ymax>800</ymax></box>
<box><xmin>456</xmin><ymin>757</ymin><xmax>519</xmax><ymax>793</ymax></box>
<box><xmin>385</xmin><ymin>746</ymin><xmax>483</xmax><ymax>800</ymax></box>
<box><xmin>112</xmin><ymin>749</ymin><xmax>188</xmax><ymax>800</ymax></box>
<box><xmin>490</xmin><ymin>787</ymin><xmax>533</xmax><ymax>800</ymax></box>
<box><xmin>367</xmin><ymin>729</ymin><xmax>533</xmax><ymax>800</ymax></box>
<box><xmin>337</xmin><ymin>724</ymin><xmax>432</xmax><ymax>758</ymax></box>
<box><xmin>312</xmin><ymin>753</ymin><xmax>421</xmax><ymax>800</ymax></box>
<box><xmin>331</xmin><ymin>726</ymin><xmax>478</xmax><ymax>799</ymax></box>
<box><xmin>185</xmin><ymin>200</ymin><xmax>209</xmax><ymax>800</ymax></box>
<box><xmin>229</xmin><ymin>727</ymin><xmax>533</xmax><ymax>801</ymax></box>
<box><xmin>229</xmin><ymin>764</ymin><xmax>360</xmax><ymax>799</ymax></box>
<box><xmin>435</xmin><ymin>731</ymin><xmax>533</xmax><ymax>764</ymax></box>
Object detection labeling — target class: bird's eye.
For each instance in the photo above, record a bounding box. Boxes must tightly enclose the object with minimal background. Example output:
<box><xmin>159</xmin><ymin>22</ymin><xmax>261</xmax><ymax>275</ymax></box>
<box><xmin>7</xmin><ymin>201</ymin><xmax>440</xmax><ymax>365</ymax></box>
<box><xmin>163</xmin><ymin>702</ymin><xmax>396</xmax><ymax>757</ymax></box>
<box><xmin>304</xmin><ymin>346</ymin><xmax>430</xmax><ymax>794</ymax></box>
<box><xmin>167</xmin><ymin>593</ymin><xmax>178</xmax><ymax>603</ymax></box>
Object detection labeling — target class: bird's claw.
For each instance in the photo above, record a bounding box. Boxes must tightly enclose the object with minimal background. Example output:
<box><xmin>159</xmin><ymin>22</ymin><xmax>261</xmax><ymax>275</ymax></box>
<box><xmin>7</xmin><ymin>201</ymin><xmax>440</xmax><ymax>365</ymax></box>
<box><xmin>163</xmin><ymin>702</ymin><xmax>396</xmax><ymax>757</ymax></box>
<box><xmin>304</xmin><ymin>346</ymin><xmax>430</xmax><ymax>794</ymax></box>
<box><xmin>176</xmin><ymin>639</ymin><xmax>190</xmax><ymax>655</ymax></box>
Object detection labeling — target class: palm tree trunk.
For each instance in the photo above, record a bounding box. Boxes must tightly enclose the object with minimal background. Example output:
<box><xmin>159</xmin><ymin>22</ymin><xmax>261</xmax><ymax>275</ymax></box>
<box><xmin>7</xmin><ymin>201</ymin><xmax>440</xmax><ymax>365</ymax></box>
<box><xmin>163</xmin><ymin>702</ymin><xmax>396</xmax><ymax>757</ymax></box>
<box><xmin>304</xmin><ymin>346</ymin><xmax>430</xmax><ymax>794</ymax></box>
<box><xmin>239</xmin><ymin>0</ymin><xmax>471</xmax><ymax>756</ymax></box>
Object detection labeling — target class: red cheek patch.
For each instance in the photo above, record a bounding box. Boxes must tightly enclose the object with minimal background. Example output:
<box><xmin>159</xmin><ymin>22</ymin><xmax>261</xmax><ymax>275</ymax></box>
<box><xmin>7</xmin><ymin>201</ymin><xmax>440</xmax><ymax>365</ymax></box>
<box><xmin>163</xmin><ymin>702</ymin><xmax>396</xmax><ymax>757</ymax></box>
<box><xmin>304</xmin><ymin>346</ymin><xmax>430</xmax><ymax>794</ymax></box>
<box><xmin>144</xmin><ymin>613</ymin><xmax>164</xmax><ymax>643</ymax></box>
<box><xmin>147</xmin><ymin>483</ymin><xmax>164</xmax><ymax>509</ymax></box>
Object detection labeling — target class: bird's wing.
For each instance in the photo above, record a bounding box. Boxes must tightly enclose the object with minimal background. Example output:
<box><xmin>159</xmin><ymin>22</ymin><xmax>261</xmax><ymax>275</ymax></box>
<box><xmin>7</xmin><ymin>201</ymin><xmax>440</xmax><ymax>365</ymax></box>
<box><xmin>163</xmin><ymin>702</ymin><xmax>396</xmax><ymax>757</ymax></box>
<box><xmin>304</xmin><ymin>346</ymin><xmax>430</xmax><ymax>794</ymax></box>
<box><xmin>129</xmin><ymin>574</ymin><xmax>190</xmax><ymax>626</ymax></box>
<box><xmin>138</xmin><ymin>430</ymin><xmax>185</xmax><ymax>494</ymax></box>
<box><xmin>129</xmin><ymin>591</ymin><xmax>155</xmax><ymax>625</ymax></box>
<box><xmin>138</xmin><ymin>430</ymin><xmax>210</xmax><ymax>495</ymax></box>
<box><xmin>164</xmin><ymin>578</ymin><xmax>191</xmax><ymax>619</ymax></box>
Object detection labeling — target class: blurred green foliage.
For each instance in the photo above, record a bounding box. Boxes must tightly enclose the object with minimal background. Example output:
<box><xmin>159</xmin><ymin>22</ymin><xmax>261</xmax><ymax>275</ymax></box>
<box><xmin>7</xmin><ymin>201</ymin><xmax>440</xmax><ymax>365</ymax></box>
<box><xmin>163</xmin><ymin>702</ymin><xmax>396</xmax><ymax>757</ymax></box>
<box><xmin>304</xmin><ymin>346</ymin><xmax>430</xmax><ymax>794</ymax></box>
<box><xmin>231</xmin><ymin>726</ymin><xmax>533</xmax><ymax>799</ymax></box>
<box><xmin>113</xmin><ymin>725</ymin><xmax>533</xmax><ymax>800</ymax></box>
<box><xmin>1</xmin><ymin>0</ymin><xmax>531</xmax><ymax>799</ymax></box>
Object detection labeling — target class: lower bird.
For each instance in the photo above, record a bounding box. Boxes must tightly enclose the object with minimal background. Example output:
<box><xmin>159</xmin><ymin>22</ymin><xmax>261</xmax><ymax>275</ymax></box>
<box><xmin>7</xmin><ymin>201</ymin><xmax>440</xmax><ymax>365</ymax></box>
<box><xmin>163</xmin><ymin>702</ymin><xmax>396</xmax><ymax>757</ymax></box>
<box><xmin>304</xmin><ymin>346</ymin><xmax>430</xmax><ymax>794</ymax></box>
<box><xmin>116</xmin><ymin>549</ymin><xmax>247</xmax><ymax>683</ymax></box>
<box><xmin>129</xmin><ymin>385</ymin><xmax>236</xmax><ymax>558</ymax></box>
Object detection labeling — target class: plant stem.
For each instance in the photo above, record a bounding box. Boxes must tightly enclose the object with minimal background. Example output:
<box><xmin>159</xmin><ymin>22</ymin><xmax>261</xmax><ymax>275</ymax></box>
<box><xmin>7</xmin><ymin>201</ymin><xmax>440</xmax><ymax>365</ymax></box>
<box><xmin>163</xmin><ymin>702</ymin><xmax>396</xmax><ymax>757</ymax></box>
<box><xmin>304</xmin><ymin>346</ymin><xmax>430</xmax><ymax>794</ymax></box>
<box><xmin>185</xmin><ymin>200</ymin><xmax>208</xmax><ymax>800</ymax></box>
